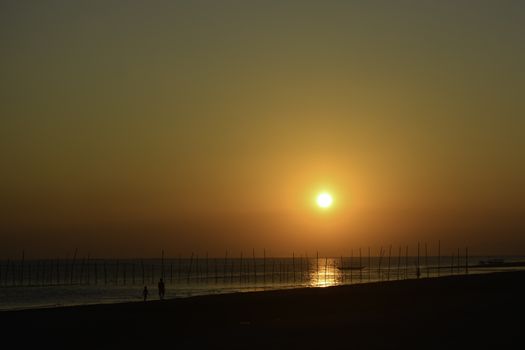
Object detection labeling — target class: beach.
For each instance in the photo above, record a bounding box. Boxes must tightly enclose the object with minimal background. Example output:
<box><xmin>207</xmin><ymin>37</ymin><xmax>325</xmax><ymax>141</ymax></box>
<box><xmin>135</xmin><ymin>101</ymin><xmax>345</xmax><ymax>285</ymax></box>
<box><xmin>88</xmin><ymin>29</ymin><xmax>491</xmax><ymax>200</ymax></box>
<box><xmin>1</xmin><ymin>271</ymin><xmax>523</xmax><ymax>348</ymax></box>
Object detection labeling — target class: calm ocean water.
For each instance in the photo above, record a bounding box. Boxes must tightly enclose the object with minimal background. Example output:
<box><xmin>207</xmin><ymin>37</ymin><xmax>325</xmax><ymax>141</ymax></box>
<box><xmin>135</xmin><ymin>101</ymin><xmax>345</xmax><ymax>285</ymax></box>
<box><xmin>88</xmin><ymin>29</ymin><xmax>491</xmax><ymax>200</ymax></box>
<box><xmin>1</xmin><ymin>255</ymin><xmax>524</xmax><ymax>310</ymax></box>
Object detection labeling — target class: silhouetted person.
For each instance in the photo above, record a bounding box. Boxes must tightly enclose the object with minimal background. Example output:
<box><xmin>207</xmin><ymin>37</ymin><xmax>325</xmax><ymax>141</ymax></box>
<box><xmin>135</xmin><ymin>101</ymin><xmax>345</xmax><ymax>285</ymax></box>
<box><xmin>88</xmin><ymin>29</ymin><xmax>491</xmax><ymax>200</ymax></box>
<box><xmin>158</xmin><ymin>278</ymin><xmax>165</xmax><ymax>300</ymax></box>
<box><xmin>416</xmin><ymin>267</ymin><xmax>421</xmax><ymax>279</ymax></box>
<box><xmin>143</xmin><ymin>286</ymin><xmax>149</xmax><ymax>302</ymax></box>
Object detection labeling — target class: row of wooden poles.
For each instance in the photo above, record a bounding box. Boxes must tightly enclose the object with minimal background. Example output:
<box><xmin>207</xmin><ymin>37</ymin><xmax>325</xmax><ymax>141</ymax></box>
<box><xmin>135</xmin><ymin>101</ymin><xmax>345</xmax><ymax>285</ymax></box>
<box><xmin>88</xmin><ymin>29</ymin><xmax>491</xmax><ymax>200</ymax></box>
<box><xmin>0</xmin><ymin>243</ymin><xmax>470</xmax><ymax>287</ymax></box>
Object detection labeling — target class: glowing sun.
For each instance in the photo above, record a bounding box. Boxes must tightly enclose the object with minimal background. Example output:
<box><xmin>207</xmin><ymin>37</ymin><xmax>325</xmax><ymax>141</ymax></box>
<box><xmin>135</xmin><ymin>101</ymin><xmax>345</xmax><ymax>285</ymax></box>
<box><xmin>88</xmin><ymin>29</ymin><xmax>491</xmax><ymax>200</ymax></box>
<box><xmin>316</xmin><ymin>192</ymin><xmax>333</xmax><ymax>208</ymax></box>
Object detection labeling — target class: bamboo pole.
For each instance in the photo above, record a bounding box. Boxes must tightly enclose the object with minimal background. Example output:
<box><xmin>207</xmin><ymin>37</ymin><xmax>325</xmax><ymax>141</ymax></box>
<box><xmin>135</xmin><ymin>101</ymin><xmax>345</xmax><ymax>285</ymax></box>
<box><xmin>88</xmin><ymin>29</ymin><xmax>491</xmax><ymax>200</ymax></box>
<box><xmin>12</xmin><ymin>258</ymin><xmax>17</xmax><ymax>286</ymax></box>
<box><xmin>43</xmin><ymin>260</ymin><xmax>46</xmax><ymax>285</ymax></box>
<box><xmin>279</xmin><ymin>260</ymin><xmax>282</xmax><ymax>284</ymax></box>
<box><xmin>6</xmin><ymin>259</ymin><xmax>10</xmax><ymax>286</ymax></box>
<box><xmin>230</xmin><ymin>253</ymin><xmax>234</xmax><ymax>284</ymax></box>
<box><xmin>71</xmin><ymin>248</ymin><xmax>77</xmax><ymax>285</ymax></box>
<box><xmin>56</xmin><ymin>258</ymin><xmax>60</xmax><ymax>285</ymax></box>
<box><xmin>252</xmin><ymin>248</ymin><xmax>256</xmax><ymax>284</ymax></box>
<box><xmin>283</xmin><ymin>259</ymin><xmax>287</xmax><ymax>284</ymax></box>
<box><xmin>292</xmin><ymin>252</ymin><xmax>296</xmax><ymax>284</ymax></box>
<box><xmin>214</xmin><ymin>257</ymin><xmax>218</xmax><ymax>284</ymax></box>
<box><xmin>132</xmin><ymin>260</ymin><xmax>136</xmax><ymax>285</ymax></box>
<box><xmin>37</xmin><ymin>260</ymin><xmax>41</xmax><ymax>286</ymax></box>
<box><xmin>20</xmin><ymin>250</ymin><xmax>25</xmax><ymax>286</ymax></box>
<box><xmin>299</xmin><ymin>254</ymin><xmax>303</xmax><ymax>283</ymax></box>
<box><xmin>465</xmin><ymin>247</ymin><xmax>469</xmax><ymax>274</ymax></box>
<box><xmin>161</xmin><ymin>250</ymin><xmax>165</xmax><ymax>280</ymax></box>
<box><xmin>50</xmin><ymin>259</ymin><xmax>54</xmax><ymax>285</ymax></box>
<box><xmin>405</xmin><ymin>246</ymin><xmax>408</xmax><ymax>279</ymax></box>
<box><xmin>324</xmin><ymin>256</ymin><xmax>328</xmax><ymax>284</ymax></box>
<box><xmin>359</xmin><ymin>248</ymin><xmax>363</xmax><ymax>283</ymax></box>
<box><xmin>188</xmin><ymin>252</ymin><xmax>194</xmax><ymax>285</ymax></box>
<box><xmin>3</xmin><ymin>259</ymin><xmax>7</xmax><ymax>287</ymax></box>
<box><xmin>305</xmin><ymin>253</ymin><xmax>310</xmax><ymax>280</ymax></box>
<box><xmin>49</xmin><ymin>259</ymin><xmax>53</xmax><ymax>285</ymax></box>
<box><xmin>8</xmin><ymin>259</ymin><xmax>12</xmax><ymax>286</ymax></box>
<box><xmin>245</xmin><ymin>252</ymin><xmax>248</xmax><ymax>283</ymax></box>
<box><xmin>104</xmin><ymin>260</ymin><xmax>108</xmax><ymax>285</ymax></box>
<box><xmin>41</xmin><ymin>260</ymin><xmax>45</xmax><ymax>286</ymax></box>
<box><xmin>195</xmin><ymin>254</ymin><xmax>199</xmax><ymax>283</ymax></box>
<box><xmin>244</xmin><ymin>250</ymin><xmax>248</xmax><ymax>284</ymax></box>
<box><xmin>272</xmin><ymin>257</ymin><xmax>275</xmax><ymax>284</ymax></box>
<box><xmin>417</xmin><ymin>242</ymin><xmax>420</xmax><ymax>279</ymax></box>
<box><xmin>368</xmin><ymin>247</ymin><xmax>371</xmax><ymax>282</ymax></box>
<box><xmin>239</xmin><ymin>251</ymin><xmax>243</xmax><ymax>284</ymax></box>
<box><xmin>115</xmin><ymin>259</ymin><xmax>119</xmax><ymax>286</ymax></box>
<box><xmin>332</xmin><ymin>258</ymin><xmax>336</xmax><ymax>283</ymax></box>
<box><xmin>86</xmin><ymin>254</ymin><xmax>90</xmax><ymax>285</ymax></box>
<box><xmin>316</xmin><ymin>251</ymin><xmax>319</xmax><ymax>275</ymax></box>
<box><xmin>387</xmin><ymin>245</ymin><xmax>392</xmax><ymax>281</ymax></box>
<box><xmin>223</xmin><ymin>250</ymin><xmax>228</xmax><ymax>284</ymax></box>
<box><xmin>26</xmin><ymin>258</ymin><xmax>31</xmax><ymax>285</ymax></box>
<box><xmin>94</xmin><ymin>258</ymin><xmax>98</xmax><ymax>285</ymax></box>
<box><xmin>438</xmin><ymin>240</ymin><xmax>441</xmax><ymax>277</ymax></box>
<box><xmin>178</xmin><ymin>254</ymin><xmax>182</xmax><ymax>282</ymax></box>
<box><xmin>425</xmin><ymin>243</ymin><xmax>429</xmax><ymax>278</ymax></box>
<box><xmin>151</xmin><ymin>260</ymin><xmax>154</xmax><ymax>285</ymax></box>
<box><xmin>28</xmin><ymin>261</ymin><xmax>31</xmax><ymax>286</ymax></box>
<box><xmin>17</xmin><ymin>259</ymin><xmax>20</xmax><ymax>287</ymax></box>
<box><xmin>340</xmin><ymin>256</ymin><xmax>344</xmax><ymax>283</ymax></box>
<box><xmin>54</xmin><ymin>258</ymin><xmax>60</xmax><ymax>285</ymax></box>
<box><xmin>333</xmin><ymin>259</ymin><xmax>337</xmax><ymax>283</ymax></box>
<box><xmin>263</xmin><ymin>249</ymin><xmax>266</xmax><ymax>286</ymax></box>
<box><xmin>80</xmin><ymin>257</ymin><xmax>86</xmax><ymax>285</ymax></box>
<box><xmin>40</xmin><ymin>260</ymin><xmax>44</xmax><ymax>286</ymax></box>
<box><xmin>378</xmin><ymin>247</ymin><xmax>383</xmax><ymax>281</ymax></box>
<box><xmin>397</xmin><ymin>246</ymin><xmax>401</xmax><ymax>280</ymax></box>
<box><xmin>350</xmin><ymin>249</ymin><xmax>353</xmax><ymax>284</ymax></box>
<box><xmin>457</xmin><ymin>248</ymin><xmax>460</xmax><ymax>273</ymax></box>
<box><xmin>35</xmin><ymin>259</ymin><xmax>39</xmax><ymax>285</ymax></box>
<box><xmin>285</xmin><ymin>259</ymin><xmax>289</xmax><ymax>284</ymax></box>
<box><xmin>63</xmin><ymin>255</ymin><xmax>68</xmax><ymax>286</ymax></box>
<box><xmin>141</xmin><ymin>259</ymin><xmax>145</xmax><ymax>285</ymax></box>
<box><xmin>283</xmin><ymin>258</ymin><xmax>288</xmax><ymax>284</ymax></box>
<box><xmin>91</xmin><ymin>257</ymin><xmax>98</xmax><ymax>285</ymax></box>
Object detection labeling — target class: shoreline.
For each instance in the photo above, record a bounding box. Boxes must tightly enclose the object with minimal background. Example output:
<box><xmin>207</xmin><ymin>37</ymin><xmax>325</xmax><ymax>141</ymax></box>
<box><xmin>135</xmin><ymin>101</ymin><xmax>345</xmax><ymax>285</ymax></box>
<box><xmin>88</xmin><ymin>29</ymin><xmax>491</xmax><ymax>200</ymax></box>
<box><xmin>0</xmin><ymin>269</ymin><xmax>525</xmax><ymax>314</ymax></box>
<box><xmin>2</xmin><ymin>271</ymin><xmax>524</xmax><ymax>348</ymax></box>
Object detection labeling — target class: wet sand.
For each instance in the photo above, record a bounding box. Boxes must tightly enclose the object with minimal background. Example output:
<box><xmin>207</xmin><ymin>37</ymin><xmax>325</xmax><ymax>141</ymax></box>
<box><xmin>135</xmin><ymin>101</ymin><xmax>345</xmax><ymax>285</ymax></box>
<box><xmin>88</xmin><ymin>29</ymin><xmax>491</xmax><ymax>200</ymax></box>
<box><xmin>1</xmin><ymin>271</ymin><xmax>524</xmax><ymax>349</ymax></box>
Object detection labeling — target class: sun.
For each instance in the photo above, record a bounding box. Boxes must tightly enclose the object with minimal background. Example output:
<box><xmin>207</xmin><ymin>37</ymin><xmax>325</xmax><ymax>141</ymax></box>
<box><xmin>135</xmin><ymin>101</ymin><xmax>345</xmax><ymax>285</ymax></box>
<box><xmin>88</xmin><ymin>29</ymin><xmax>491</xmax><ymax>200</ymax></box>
<box><xmin>316</xmin><ymin>192</ymin><xmax>333</xmax><ymax>208</ymax></box>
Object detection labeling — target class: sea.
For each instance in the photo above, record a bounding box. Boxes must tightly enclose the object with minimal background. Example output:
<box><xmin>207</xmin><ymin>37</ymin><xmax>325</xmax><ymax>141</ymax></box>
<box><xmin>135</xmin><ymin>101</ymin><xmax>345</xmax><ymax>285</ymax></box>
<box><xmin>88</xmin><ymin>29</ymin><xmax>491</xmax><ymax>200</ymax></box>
<box><xmin>1</xmin><ymin>254</ymin><xmax>524</xmax><ymax>311</ymax></box>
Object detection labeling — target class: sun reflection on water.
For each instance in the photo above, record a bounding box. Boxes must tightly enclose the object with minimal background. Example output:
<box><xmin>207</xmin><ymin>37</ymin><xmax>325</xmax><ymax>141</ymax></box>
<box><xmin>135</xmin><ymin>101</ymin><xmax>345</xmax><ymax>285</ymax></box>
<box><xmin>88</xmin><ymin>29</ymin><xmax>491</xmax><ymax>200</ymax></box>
<box><xmin>308</xmin><ymin>258</ymin><xmax>342</xmax><ymax>287</ymax></box>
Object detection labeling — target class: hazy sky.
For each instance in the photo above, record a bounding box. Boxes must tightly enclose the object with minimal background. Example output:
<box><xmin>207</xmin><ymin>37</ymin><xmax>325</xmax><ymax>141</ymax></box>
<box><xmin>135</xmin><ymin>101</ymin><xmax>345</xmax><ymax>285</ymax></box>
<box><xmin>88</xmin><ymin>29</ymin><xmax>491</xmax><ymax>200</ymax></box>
<box><xmin>1</xmin><ymin>0</ymin><xmax>524</xmax><ymax>257</ymax></box>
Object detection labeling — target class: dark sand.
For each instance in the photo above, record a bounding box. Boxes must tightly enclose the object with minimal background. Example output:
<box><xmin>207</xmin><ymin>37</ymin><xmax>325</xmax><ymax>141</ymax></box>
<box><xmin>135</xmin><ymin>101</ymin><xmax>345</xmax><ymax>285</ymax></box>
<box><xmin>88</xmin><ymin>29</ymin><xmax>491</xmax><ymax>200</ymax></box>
<box><xmin>1</xmin><ymin>271</ymin><xmax>524</xmax><ymax>349</ymax></box>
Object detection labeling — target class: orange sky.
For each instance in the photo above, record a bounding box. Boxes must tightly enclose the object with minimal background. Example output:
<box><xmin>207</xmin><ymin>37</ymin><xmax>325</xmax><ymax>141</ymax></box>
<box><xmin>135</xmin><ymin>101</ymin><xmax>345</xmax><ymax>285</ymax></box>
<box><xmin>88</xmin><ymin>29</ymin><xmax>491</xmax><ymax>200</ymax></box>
<box><xmin>1</xmin><ymin>1</ymin><xmax>524</xmax><ymax>257</ymax></box>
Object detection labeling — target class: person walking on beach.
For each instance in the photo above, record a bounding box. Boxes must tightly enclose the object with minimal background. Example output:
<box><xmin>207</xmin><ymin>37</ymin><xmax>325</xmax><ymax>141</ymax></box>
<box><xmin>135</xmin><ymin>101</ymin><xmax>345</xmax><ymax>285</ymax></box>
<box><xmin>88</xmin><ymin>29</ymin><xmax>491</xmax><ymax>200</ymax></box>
<box><xmin>143</xmin><ymin>286</ymin><xmax>149</xmax><ymax>302</ymax></box>
<box><xmin>158</xmin><ymin>278</ymin><xmax>165</xmax><ymax>300</ymax></box>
